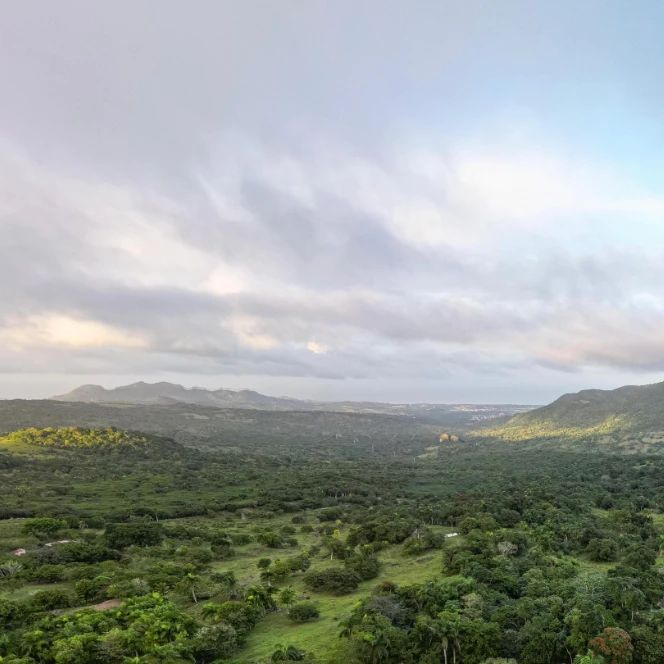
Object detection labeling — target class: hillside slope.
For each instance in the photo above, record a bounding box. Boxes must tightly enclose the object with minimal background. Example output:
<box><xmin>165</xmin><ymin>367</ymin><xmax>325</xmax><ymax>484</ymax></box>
<box><xmin>477</xmin><ymin>380</ymin><xmax>664</xmax><ymax>447</ymax></box>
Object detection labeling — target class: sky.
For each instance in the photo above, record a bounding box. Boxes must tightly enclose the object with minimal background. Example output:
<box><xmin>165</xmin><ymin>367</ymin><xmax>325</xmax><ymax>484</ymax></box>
<box><xmin>3</xmin><ymin>1</ymin><xmax>664</xmax><ymax>404</ymax></box>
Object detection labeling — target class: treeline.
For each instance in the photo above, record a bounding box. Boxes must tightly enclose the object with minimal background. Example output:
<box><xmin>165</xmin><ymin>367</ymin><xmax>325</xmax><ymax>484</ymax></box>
<box><xmin>2</xmin><ymin>427</ymin><xmax>151</xmax><ymax>449</ymax></box>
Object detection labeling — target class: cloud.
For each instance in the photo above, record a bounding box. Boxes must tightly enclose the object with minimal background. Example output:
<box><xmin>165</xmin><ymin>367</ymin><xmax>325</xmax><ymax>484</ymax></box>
<box><xmin>307</xmin><ymin>341</ymin><xmax>329</xmax><ymax>355</ymax></box>
<box><xmin>3</xmin><ymin>132</ymin><xmax>664</xmax><ymax>399</ymax></box>
<box><xmin>0</xmin><ymin>315</ymin><xmax>149</xmax><ymax>351</ymax></box>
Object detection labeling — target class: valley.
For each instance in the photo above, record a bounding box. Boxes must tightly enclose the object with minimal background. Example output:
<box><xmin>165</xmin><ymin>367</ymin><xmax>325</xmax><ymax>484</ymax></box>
<box><xmin>2</xmin><ymin>382</ymin><xmax>664</xmax><ymax>662</ymax></box>
<box><xmin>4</xmin><ymin>5</ymin><xmax>662</xmax><ymax>662</ymax></box>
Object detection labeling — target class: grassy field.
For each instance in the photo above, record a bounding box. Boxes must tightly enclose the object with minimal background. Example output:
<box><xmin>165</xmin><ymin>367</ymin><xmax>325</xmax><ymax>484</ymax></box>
<box><xmin>198</xmin><ymin>514</ymin><xmax>456</xmax><ymax>663</ymax></box>
<box><xmin>0</xmin><ymin>508</ymin><xmax>456</xmax><ymax>664</ymax></box>
<box><xmin>232</xmin><ymin>539</ymin><xmax>446</xmax><ymax>663</ymax></box>
<box><xmin>5</xmin><ymin>498</ymin><xmax>660</xmax><ymax>663</ymax></box>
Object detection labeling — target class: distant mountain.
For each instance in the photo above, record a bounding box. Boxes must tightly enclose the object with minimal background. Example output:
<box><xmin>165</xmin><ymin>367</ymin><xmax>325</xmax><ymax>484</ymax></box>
<box><xmin>476</xmin><ymin>380</ymin><xmax>664</xmax><ymax>446</ymax></box>
<box><xmin>52</xmin><ymin>381</ymin><xmax>534</xmax><ymax>424</ymax></box>
<box><xmin>53</xmin><ymin>381</ymin><xmax>301</xmax><ymax>410</ymax></box>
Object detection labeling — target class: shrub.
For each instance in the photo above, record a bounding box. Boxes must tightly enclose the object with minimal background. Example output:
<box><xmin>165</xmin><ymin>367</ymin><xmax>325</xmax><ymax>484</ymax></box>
<box><xmin>345</xmin><ymin>553</ymin><xmax>380</xmax><ymax>580</ymax></box>
<box><xmin>75</xmin><ymin>576</ymin><xmax>109</xmax><ymax>603</ymax></box>
<box><xmin>0</xmin><ymin>598</ymin><xmax>26</xmax><ymax>628</ymax></box>
<box><xmin>105</xmin><ymin>521</ymin><xmax>163</xmax><ymax>549</ymax></box>
<box><xmin>289</xmin><ymin>554</ymin><xmax>311</xmax><ymax>572</ymax></box>
<box><xmin>587</xmin><ymin>538</ymin><xmax>618</xmax><ymax>562</ymax></box>
<box><xmin>211</xmin><ymin>570</ymin><xmax>237</xmax><ymax>586</ymax></box>
<box><xmin>288</xmin><ymin>601</ymin><xmax>320</xmax><ymax>622</ymax></box>
<box><xmin>272</xmin><ymin>644</ymin><xmax>308</xmax><ymax>661</ymax></box>
<box><xmin>190</xmin><ymin>622</ymin><xmax>239</xmax><ymax>661</ymax></box>
<box><xmin>22</xmin><ymin>517</ymin><xmax>67</xmax><ymax>540</ymax></box>
<box><xmin>304</xmin><ymin>568</ymin><xmax>360</xmax><ymax>594</ymax></box>
<box><xmin>257</xmin><ymin>531</ymin><xmax>290</xmax><ymax>548</ymax></box>
<box><xmin>24</xmin><ymin>563</ymin><xmax>66</xmax><ymax>583</ymax></box>
<box><xmin>31</xmin><ymin>588</ymin><xmax>73</xmax><ymax>611</ymax></box>
<box><xmin>36</xmin><ymin>541</ymin><xmax>118</xmax><ymax>564</ymax></box>
<box><xmin>202</xmin><ymin>600</ymin><xmax>259</xmax><ymax>638</ymax></box>
<box><xmin>403</xmin><ymin>529</ymin><xmax>445</xmax><ymax>556</ymax></box>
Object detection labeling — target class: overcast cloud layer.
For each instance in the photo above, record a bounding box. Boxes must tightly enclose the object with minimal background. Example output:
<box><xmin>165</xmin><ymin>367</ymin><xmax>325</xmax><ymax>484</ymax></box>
<box><xmin>3</xmin><ymin>1</ymin><xmax>664</xmax><ymax>403</ymax></box>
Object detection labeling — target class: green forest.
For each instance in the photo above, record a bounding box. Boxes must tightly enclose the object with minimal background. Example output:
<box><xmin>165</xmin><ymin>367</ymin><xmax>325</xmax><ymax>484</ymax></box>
<box><xmin>1</xmin><ymin>425</ymin><xmax>664</xmax><ymax>664</ymax></box>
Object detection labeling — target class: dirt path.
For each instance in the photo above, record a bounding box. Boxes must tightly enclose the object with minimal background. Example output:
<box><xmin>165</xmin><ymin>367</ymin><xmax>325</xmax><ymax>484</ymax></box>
<box><xmin>92</xmin><ymin>598</ymin><xmax>122</xmax><ymax>611</ymax></box>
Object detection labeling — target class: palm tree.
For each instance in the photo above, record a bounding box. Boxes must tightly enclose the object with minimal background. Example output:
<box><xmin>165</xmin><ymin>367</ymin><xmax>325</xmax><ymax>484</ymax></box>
<box><xmin>0</xmin><ymin>560</ymin><xmax>22</xmax><ymax>578</ymax></box>
<box><xmin>279</xmin><ymin>586</ymin><xmax>296</xmax><ymax>609</ymax></box>
<box><xmin>245</xmin><ymin>584</ymin><xmax>277</xmax><ymax>614</ymax></box>
<box><xmin>437</xmin><ymin>611</ymin><xmax>462</xmax><ymax>664</ymax></box>
<box><xmin>177</xmin><ymin>571</ymin><xmax>200</xmax><ymax>604</ymax></box>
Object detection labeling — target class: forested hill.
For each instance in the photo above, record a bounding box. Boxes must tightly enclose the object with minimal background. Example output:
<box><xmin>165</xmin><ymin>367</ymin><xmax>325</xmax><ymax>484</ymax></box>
<box><xmin>476</xmin><ymin>379</ymin><xmax>664</xmax><ymax>447</ymax></box>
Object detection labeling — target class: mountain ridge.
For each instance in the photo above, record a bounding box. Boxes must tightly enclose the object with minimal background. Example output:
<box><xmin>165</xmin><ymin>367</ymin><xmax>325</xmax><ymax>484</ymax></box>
<box><xmin>52</xmin><ymin>381</ymin><xmax>534</xmax><ymax>420</ymax></box>
<box><xmin>476</xmin><ymin>378</ymin><xmax>664</xmax><ymax>445</ymax></box>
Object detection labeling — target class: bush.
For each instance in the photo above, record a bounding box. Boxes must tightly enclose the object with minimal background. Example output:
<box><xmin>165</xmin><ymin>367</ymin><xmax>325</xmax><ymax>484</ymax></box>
<box><xmin>262</xmin><ymin>559</ymin><xmax>293</xmax><ymax>583</ymax></box>
<box><xmin>272</xmin><ymin>644</ymin><xmax>309</xmax><ymax>661</ymax></box>
<box><xmin>31</xmin><ymin>588</ymin><xmax>73</xmax><ymax>611</ymax></box>
<box><xmin>24</xmin><ymin>563</ymin><xmax>66</xmax><ymax>583</ymax></box>
<box><xmin>211</xmin><ymin>543</ymin><xmax>234</xmax><ymax>558</ymax></box>
<box><xmin>75</xmin><ymin>576</ymin><xmax>109</xmax><ymax>603</ymax></box>
<box><xmin>257</xmin><ymin>531</ymin><xmax>284</xmax><ymax>548</ymax></box>
<box><xmin>105</xmin><ymin>521</ymin><xmax>163</xmax><ymax>549</ymax></box>
<box><xmin>587</xmin><ymin>538</ymin><xmax>618</xmax><ymax>562</ymax></box>
<box><xmin>287</xmin><ymin>601</ymin><xmax>320</xmax><ymax>622</ymax></box>
<box><xmin>0</xmin><ymin>598</ymin><xmax>26</xmax><ymax>628</ymax></box>
<box><xmin>304</xmin><ymin>567</ymin><xmax>360</xmax><ymax>594</ymax></box>
<box><xmin>289</xmin><ymin>555</ymin><xmax>311</xmax><ymax>572</ymax></box>
<box><xmin>345</xmin><ymin>553</ymin><xmax>380</xmax><ymax>580</ymax></box>
<box><xmin>257</xmin><ymin>558</ymin><xmax>272</xmax><ymax>570</ymax></box>
<box><xmin>202</xmin><ymin>600</ymin><xmax>259</xmax><ymax>638</ymax></box>
<box><xmin>230</xmin><ymin>533</ymin><xmax>253</xmax><ymax>545</ymax></box>
<box><xmin>190</xmin><ymin>622</ymin><xmax>239</xmax><ymax>661</ymax></box>
<box><xmin>35</xmin><ymin>541</ymin><xmax>119</xmax><ymax>564</ymax></box>
<box><xmin>211</xmin><ymin>570</ymin><xmax>237</xmax><ymax>586</ymax></box>
<box><xmin>271</xmin><ymin>645</ymin><xmax>308</xmax><ymax>662</ymax></box>
<box><xmin>188</xmin><ymin>547</ymin><xmax>214</xmax><ymax>564</ymax></box>
<box><xmin>22</xmin><ymin>517</ymin><xmax>67</xmax><ymax>540</ymax></box>
<box><xmin>403</xmin><ymin>529</ymin><xmax>445</xmax><ymax>555</ymax></box>
<box><xmin>346</xmin><ymin>518</ymin><xmax>417</xmax><ymax>546</ymax></box>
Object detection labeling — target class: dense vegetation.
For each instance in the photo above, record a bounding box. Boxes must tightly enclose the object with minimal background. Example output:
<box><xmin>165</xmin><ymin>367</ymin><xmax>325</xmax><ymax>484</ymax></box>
<box><xmin>478</xmin><ymin>381</ymin><xmax>664</xmax><ymax>451</ymax></box>
<box><xmin>3</xmin><ymin>427</ymin><xmax>150</xmax><ymax>449</ymax></box>
<box><xmin>0</xmin><ymin>399</ymin><xmax>443</xmax><ymax>456</ymax></box>
<box><xmin>2</xmin><ymin>424</ymin><xmax>664</xmax><ymax>663</ymax></box>
<box><xmin>0</xmin><ymin>395</ymin><xmax>529</xmax><ymax>457</ymax></box>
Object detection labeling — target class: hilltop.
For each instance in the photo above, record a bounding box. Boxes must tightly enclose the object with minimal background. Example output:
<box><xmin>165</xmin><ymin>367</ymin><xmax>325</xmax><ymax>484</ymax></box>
<box><xmin>476</xmin><ymin>379</ymin><xmax>664</xmax><ymax>450</ymax></box>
